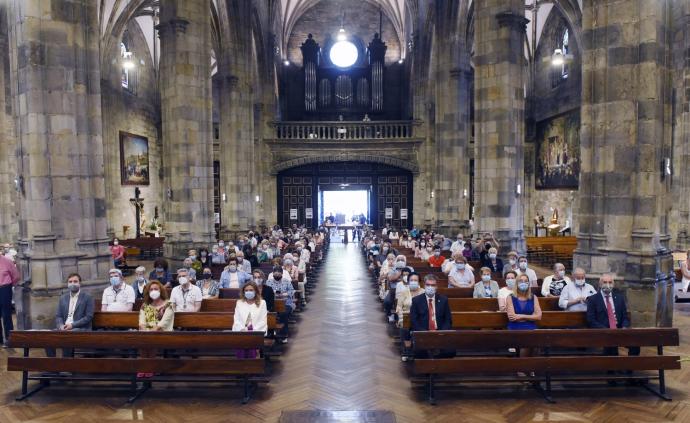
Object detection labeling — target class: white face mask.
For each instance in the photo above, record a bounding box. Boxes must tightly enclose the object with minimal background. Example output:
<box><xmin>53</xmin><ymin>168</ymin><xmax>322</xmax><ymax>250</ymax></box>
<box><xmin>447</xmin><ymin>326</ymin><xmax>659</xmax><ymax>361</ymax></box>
<box><xmin>149</xmin><ymin>290</ymin><xmax>161</xmax><ymax>300</ymax></box>
<box><xmin>178</xmin><ymin>277</ymin><xmax>189</xmax><ymax>286</ymax></box>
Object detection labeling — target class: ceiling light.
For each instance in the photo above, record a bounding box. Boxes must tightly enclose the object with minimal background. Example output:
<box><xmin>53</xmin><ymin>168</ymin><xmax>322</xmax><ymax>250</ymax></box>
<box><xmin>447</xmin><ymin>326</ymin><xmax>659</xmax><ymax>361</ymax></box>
<box><xmin>337</xmin><ymin>28</ymin><xmax>347</xmax><ymax>41</ymax></box>
<box><xmin>122</xmin><ymin>56</ymin><xmax>135</xmax><ymax>70</ymax></box>
<box><xmin>283</xmin><ymin>60</ymin><xmax>290</xmax><ymax>66</ymax></box>
<box><xmin>551</xmin><ymin>49</ymin><xmax>564</xmax><ymax>66</ymax></box>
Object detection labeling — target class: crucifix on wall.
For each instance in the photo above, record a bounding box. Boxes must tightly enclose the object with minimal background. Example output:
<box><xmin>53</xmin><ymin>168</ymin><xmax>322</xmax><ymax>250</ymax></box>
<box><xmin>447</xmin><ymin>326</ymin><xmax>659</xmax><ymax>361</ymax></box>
<box><xmin>129</xmin><ymin>187</ymin><xmax>144</xmax><ymax>238</ymax></box>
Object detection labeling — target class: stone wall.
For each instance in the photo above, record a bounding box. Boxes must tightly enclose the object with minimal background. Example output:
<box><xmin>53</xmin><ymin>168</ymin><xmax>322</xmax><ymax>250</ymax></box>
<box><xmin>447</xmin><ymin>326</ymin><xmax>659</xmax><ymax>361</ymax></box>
<box><xmin>101</xmin><ymin>20</ymin><xmax>162</xmax><ymax>240</ymax></box>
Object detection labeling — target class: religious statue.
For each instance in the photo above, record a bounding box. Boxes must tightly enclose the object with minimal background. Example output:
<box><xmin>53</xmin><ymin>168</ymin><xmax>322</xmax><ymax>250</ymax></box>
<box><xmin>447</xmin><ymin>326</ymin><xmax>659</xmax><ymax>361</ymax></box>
<box><xmin>129</xmin><ymin>187</ymin><xmax>144</xmax><ymax>238</ymax></box>
<box><xmin>547</xmin><ymin>208</ymin><xmax>562</xmax><ymax>236</ymax></box>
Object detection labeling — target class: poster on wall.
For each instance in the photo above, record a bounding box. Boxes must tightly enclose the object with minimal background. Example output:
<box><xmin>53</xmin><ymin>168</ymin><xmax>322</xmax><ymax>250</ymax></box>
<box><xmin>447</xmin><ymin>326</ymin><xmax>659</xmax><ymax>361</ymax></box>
<box><xmin>290</xmin><ymin>209</ymin><xmax>298</xmax><ymax>220</ymax></box>
<box><xmin>119</xmin><ymin>131</ymin><xmax>150</xmax><ymax>186</ymax></box>
<box><xmin>535</xmin><ymin>110</ymin><xmax>580</xmax><ymax>189</ymax></box>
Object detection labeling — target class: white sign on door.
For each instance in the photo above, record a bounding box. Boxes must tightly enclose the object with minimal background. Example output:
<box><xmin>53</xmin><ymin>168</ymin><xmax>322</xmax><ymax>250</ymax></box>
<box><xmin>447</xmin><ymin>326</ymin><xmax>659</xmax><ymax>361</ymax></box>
<box><xmin>305</xmin><ymin>208</ymin><xmax>313</xmax><ymax>219</ymax></box>
<box><xmin>385</xmin><ymin>208</ymin><xmax>393</xmax><ymax>219</ymax></box>
<box><xmin>400</xmin><ymin>208</ymin><xmax>408</xmax><ymax>219</ymax></box>
<box><xmin>290</xmin><ymin>209</ymin><xmax>298</xmax><ymax>220</ymax></box>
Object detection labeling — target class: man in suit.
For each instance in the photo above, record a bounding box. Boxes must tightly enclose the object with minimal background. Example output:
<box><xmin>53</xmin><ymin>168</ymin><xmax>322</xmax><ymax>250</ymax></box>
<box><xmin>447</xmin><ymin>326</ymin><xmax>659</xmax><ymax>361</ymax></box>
<box><xmin>586</xmin><ymin>273</ymin><xmax>640</xmax><ymax>357</ymax></box>
<box><xmin>409</xmin><ymin>274</ymin><xmax>452</xmax><ymax>332</ymax></box>
<box><xmin>48</xmin><ymin>273</ymin><xmax>95</xmax><ymax>357</ymax></box>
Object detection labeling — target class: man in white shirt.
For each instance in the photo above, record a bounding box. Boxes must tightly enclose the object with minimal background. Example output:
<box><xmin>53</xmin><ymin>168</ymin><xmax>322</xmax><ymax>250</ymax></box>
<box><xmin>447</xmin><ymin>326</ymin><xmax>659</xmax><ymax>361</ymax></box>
<box><xmin>450</xmin><ymin>234</ymin><xmax>465</xmax><ymax>255</ymax></box>
<box><xmin>516</xmin><ymin>256</ymin><xmax>538</xmax><ymax>286</ymax></box>
<box><xmin>559</xmin><ymin>267</ymin><xmax>597</xmax><ymax>311</ymax></box>
<box><xmin>170</xmin><ymin>269</ymin><xmax>202</xmax><ymax>312</ymax></box>
<box><xmin>101</xmin><ymin>269</ymin><xmax>135</xmax><ymax>311</ymax></box>
<box><xmin>236</xmin><ymin>252</ymin><xmax>252</xmax><ymax>274</ymax></box>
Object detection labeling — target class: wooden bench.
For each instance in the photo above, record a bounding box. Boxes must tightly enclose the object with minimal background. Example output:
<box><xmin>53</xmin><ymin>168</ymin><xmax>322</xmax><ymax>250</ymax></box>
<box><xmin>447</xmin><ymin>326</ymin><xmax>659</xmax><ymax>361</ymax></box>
<box><xmin>402</xmin><ymin>311</ymin><xmax>590</xmax><ymax>330</ymax></box>
<box><xmin>411</xmin><ymin>328</ymin><xmax>680</xmax><ymax>404</ymax></box>
<box><xmin>7</xmin><ymin>330</ymin><xmax>266</xmax><ymax>403</ymax></box>
<box><xmin>447</xmin><ymin>297</ymin><xmax>560</xmax><ymax>312</ymax></box>
<box><xmin>95</xmin><ymin>297</ymin><xmax>287</xmax><ymax>314</ymax></box>
<box><xmin>437</xmin><ymin>287</ymin><xmax>541</xmax><ymax>298</ymax></box>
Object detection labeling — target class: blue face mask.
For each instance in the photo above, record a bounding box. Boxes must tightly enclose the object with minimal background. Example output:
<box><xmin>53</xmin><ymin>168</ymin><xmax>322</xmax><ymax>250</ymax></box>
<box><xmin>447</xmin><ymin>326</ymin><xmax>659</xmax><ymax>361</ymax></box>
<box><xmin>518</xmin><ymin>282</ymin><xmax>529</xmax><ymax>292</ymax></box>
<box><xmin>409</xmin><ymin>281</ymin><xmax>420</xmax><ymax>291</ymax></box>
<box><xmin>425</xmin><ymin>286</ymin><xmax>436</xmax><ymax>297</ymax></box>
<box><xmin>245</xmin><ymin>290</ymin><xmax>256</xmax><ymax>300</ymax></box>
<box><xmin>110</xmin><ymin>277</ymin><xmax>120</xmax><ymax>286</ymax></box>
<box><xmin>505</xmin><ymin>278</ymin><xmax>516</xmax><ymax>289</ymax></box>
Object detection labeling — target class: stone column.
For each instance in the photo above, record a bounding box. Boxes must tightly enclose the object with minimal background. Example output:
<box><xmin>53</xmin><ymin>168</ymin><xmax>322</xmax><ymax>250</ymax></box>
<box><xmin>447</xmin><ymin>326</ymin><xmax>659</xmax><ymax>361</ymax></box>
<box><xmin>8</xmin><ymin>0</ymin><xmax>111</xmax><ymax>328</ymax></box>
<box><xmin>575</xmin><ymin>0</ymin><xmax>673</xmax><ymax>327</ymax></box>
<box><xmin>432</xmin><ymin>15</ymin><xmax>472</xmax><ymax>235</ymax></box>
<box><xmin>158</xmin><ymin>0</ymin><xmax>215</xmax><ymax>258</ymax></box>
<box><xmin>0</xmin><ymin>11</ymin><xmax>18</xmax><ymax>242</ymax></box>
<box><xmin>473</xmin><ymin>1</ymin><xmax>528</xmax><ymax>254</ymax></box>
<box><xmin>218</xmin><ymin>19</ymin><xmax>257</xmax><ymax>236</ymax></box>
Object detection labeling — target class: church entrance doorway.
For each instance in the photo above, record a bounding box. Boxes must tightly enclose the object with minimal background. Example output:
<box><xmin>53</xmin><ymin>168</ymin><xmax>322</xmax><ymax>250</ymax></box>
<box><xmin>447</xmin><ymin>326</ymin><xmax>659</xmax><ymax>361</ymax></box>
<box><xmin>277</xmin><ymin>161</ymin><xmax>412</xmax><ymax>230</ymax></box>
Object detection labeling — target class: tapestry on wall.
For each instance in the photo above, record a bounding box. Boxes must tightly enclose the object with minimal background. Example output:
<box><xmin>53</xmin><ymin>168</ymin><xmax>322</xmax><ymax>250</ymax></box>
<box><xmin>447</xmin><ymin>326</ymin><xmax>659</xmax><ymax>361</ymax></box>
<box><xmin>535</xmin><ymin>110</ymin><xmax>580</xmax><ymax>189</ymax></box>
<box><xmin>120</xmin><ymin>131</ymin><xmax>150</xmax><ymax>185</ymax></box>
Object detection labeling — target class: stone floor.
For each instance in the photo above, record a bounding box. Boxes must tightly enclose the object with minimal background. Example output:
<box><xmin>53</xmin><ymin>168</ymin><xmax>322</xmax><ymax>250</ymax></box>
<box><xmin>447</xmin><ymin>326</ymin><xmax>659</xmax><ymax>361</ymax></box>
<box><xmin>0</xmin><ymin>243</ymin><xmax>688</xmax><ymax>422</ymax></box>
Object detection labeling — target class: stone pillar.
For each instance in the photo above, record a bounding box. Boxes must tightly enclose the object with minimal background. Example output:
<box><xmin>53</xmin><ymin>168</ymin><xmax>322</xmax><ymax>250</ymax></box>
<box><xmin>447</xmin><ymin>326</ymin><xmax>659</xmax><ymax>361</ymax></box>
<box><xmin>473</xmin><ymin>1</ymin><xmax>528</xmax><ymax>254</ymax></box>
<box><xmin>575</xmin><ymin>0</ymin><xmax>673</xmax><ymax>327</ymax></box>
<box><xmin>158</xmin><ymin>0</ymin><xmax>215</xmax><ymax>258</ymax></box>
<box><xmin>0</xmin><ymin>10</ymin><xmax>18</xmax><ymax>242</ymax></box>
<box><xmin>8</xmin><ymin>0</ymin><xmax>111</xmax><ymax>328</ymax></box>
<box><xmin>217</xmin><ymin>12</ymin><xmax>258</xmax><ymax>237</ymax></box>
<box><xmin>432</xmin><ymin>16</ymin><xmax>472</xmax><ymax>235</ymax></box>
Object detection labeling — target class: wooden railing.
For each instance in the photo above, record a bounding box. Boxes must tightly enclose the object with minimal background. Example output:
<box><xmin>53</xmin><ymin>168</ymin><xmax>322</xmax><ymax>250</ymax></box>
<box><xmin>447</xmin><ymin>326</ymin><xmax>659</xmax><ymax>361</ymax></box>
<box><xmin>272</xmin><ymin>121</ymin><xmax>418</xmax><ymax>140</ymax></box>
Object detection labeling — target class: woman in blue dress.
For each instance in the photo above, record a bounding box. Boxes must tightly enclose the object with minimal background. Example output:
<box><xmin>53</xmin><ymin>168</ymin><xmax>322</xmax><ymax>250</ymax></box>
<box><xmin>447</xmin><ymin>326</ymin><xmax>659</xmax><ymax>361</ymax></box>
<box><xmin>506</xmin><ymin>274</ymin><xmax>542</xmax><ymax>360</ymax></box>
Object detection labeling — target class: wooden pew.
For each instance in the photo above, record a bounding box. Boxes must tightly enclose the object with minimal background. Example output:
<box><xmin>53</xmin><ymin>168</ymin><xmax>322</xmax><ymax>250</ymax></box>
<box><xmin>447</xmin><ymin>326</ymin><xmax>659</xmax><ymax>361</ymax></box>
<box><xmin>92</xmin><ymin>311</ymin><xmax>278</xmax><ymax>332</ymax></box>
<box><xmin>411</xmin><ymin>328</ymin><xmax>680</xmax><ymax>403</ymax></box>
<box><xmin>219</xmin><ymin>289</ymin><xmax>287</xmax><ymax>313</ymax></box>
<box><xmin>94</xmin><ymin>297</ymin><xmax>287</xmax><ymax>314</ymax></box>
<box><xmin>402</xmin><ymin>311</ymin><xmax>589</xmax><ymax>330</ymax></box>
<box><xmin>447</xmin><ymin>297</ymin><xmax>560</xmax><ymax>312</ymax></box>
<box><xmin>7</xmin><ymin>330</ymin><xmax>266</xmax><ymax>404</ymax></box>
<box><xmin>437</xmin><ymin>287</ymin><xmax>541</xmax><ymax>298</ymax></box>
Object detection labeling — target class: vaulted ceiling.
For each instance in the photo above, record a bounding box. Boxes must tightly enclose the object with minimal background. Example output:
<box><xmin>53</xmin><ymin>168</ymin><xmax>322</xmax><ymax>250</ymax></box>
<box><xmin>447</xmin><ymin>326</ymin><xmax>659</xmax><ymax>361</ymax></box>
<box><xmin>280</xmin><ymin>0</ymin><xmax>406</xmax><ymax>55</ymax></box>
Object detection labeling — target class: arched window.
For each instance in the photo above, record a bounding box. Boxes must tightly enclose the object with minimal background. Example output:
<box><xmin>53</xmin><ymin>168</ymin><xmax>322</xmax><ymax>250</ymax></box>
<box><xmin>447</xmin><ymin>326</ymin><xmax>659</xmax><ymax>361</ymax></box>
<box><xmin>551</xmin><ymin>27</ymin><xmax>570</xmax><ymax>88</ymax></box>
<box><xmin>120</xmin><ymin>35</ymin><xmax>138</xmax><ymax>94</ymax></box>
<box><xmin>120</xmin><ymin>42</ymin><xmax>130</xmax><ymax>89</ymax></box>
<box><xmin>561</xmin><ymin>29</ymin><xmax>569</xmax><ymax>79</ymax></box>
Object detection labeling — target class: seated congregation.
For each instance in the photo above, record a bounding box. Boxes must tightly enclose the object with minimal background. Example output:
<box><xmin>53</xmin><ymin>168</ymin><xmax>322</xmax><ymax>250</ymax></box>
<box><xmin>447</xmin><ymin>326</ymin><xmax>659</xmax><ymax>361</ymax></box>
<box><xmin>6</xmin><ymin>226</ymin><xmax>329</xmax><ymax>403</ymax></box>
<box><xmin>362</xmin><ymin>228</ymin><xmax>680</xmax><ymax>403</ymax></box>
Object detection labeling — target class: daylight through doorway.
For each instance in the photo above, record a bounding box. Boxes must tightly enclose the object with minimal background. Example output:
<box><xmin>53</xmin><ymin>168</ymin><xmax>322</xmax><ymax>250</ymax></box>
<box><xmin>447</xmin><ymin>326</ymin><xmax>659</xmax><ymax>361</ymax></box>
<box><xmin>321</xmin><ymin>190</ymin><xmax>369</xmax><ymax>225</ymax></box>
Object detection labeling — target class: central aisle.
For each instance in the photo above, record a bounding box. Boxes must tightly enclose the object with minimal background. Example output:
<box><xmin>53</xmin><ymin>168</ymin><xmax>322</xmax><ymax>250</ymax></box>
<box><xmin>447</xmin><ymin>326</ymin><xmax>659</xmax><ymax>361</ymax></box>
<box><xmin>262</xmin><ymin>242</ymin><xmax>427</xmax><ymax>422</ymax></box>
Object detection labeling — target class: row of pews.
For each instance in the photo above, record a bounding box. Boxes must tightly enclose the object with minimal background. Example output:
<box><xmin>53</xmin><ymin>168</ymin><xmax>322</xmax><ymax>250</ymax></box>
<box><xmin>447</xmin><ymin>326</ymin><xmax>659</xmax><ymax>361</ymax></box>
<box><xmin>6</xmin><ymin>237</ymin><xmax>329</xmax><ymax>404</ymax></box>
<box><xmin>367</xmin><ymin>239</ymin><xmax>681</xmax><ymax>404</ymax></box>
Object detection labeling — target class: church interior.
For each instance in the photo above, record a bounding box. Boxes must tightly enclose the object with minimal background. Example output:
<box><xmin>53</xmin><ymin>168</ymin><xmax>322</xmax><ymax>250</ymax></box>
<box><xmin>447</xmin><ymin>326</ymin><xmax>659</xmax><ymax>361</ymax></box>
<box><xmin>1</xmin><ymin>0</ymin><xmax>690</xmax><ymax>422</ymax></box>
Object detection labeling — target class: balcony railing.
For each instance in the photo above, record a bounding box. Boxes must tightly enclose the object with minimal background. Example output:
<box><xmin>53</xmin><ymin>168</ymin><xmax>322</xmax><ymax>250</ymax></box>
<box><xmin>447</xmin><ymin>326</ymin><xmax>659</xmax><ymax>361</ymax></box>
<box><xmin>272</xmin><ymin>120</ymin><xmax>418</xmax><ymax>140</ymax></box>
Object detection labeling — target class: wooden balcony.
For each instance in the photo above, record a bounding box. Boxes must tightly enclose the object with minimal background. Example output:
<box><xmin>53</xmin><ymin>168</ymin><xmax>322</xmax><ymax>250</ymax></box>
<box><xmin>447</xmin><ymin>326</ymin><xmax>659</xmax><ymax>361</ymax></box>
<box><xmin>271</xmin><ymin>120</ymin><xmax>420</xmax><ymax>141</ymax></box>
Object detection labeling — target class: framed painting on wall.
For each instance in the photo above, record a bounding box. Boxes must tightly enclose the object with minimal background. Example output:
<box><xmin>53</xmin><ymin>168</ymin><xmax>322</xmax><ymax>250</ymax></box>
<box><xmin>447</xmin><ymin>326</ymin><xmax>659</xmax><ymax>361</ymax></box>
<box><xmin>535</xmin><ymin>110</ymin><xmax>580</xmax><ymax>189</ymax></box>
<box><xmin>119</xmin><ymin>131</ymin><xmax>150</xmax><ymax>185</ymax></box>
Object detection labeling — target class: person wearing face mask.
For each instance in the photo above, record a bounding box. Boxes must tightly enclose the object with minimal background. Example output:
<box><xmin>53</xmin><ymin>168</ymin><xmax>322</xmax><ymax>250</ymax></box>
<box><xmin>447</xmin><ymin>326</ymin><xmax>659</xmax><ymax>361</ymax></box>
<box><xmin>170</xmin><ymin>268</ymin><xmax>202</xmax><ymax>312</ymax></box>
<box><xmin>450</xmin><ymin>234</ymin><xmax>465</xmax><ymax>255</ymax></box>
<box><xmin>586</xmin><ymin>274</ymin><xmax>640</xmax><ymax>359</ymax></box>
<box><xmin>681</xmin><ymin>249</ymin><xmax>690</xmax><ymax>293</ymax></box>
<box><xmin>448</xmin><ymin>256</ymin><xmax>475</xmax><ymax>288</ymax></box>
<box><xmin>251</xmin><ymin>270</ymin><xmax>275</xmax><ymax>312</ymax></box>
<box><xmin>480</xmin><ymin>247</ymin><xmax>504</xmax><ymax>274</ymax></box>
<box><xmin>409</xmin><ymin>274</ymin><xmax>452</xmax><ymax>332</ymax></box>
<box><xmin>506</xmin><ymin>274</ymin><xmax>542</xmax><ymax>330</ymax></box>
<box><xmin>473</xmin><ymin>267</ymin><xmax>500</xmax><ymax>298</ymax></box>
<box><xmin>384</xmin><ymin>260</ymin><xmax>406</xmax><ymax>322</ymax></box>
<box><xmin>47</xmin><ymin>273</ymin><xmax>94</xmax><ymax>358</ymax></box>
<box><xmin>420</xmin><ymin>243</ymin><xmax>434</xmax><ymax>261</ymax></box>
<box><xmin>266</xmin><ymin>266</ymin><xmax>294</xmax><ymax>342</ymax></box>
<box><xmin>541</xmin><ymin>262</ymin><xmax>572</xmax><ymax>297</ymax></box>
<box><xmin>101</xmin><ymin>269</ymin><xmax>135</xmax><ymax>312</ymax></box>
<box><xmin>133</xmin><ymin>266</ymin><xmax>149</xmax><ymax>300</ymax></box>
<box><xmin>110</xmin><ymin>238</ymin><xmax>125</xmax><ymax>267</ymax></box>
<box><xmin>148</xmin><ymin>258</ymin><xmax>172</xmax><ymax>287</ymax></box>
<box><xmin>462</xmin><ymin>242</ymin><xmax>473</xmax><ymax>260</ymax></box>
<box><xmin>559</xmin><ymin>267</ymin><xmax>596</xmax><ymax>311</ymax></box>
<box><xmin>428</xmin><ymin>247</ymin><xmax>445</xmax><ymax>268</ymax></box>
<box><xmin>196</xmin><ymin>267</ymin><xmax>220</xmax><ymax>299</ymax></box>
<box><xmin>181</xmin><ymin>257</ymin><xmax>198</xmax><ymax>282</ymax></box>
<box><xmin>220</xmin><ymin>258</ymin><xmax>252</xmax><ymax>289</ymax></box>
<box><xmin>236</xmin><ymin>252</ymin><xmax>252</xmax><ymax>274</ymax></box>
<box><xmin>503</xmin><ymin>251</ymin><xmax>520</xmax><ymax>276</ymax></box>
<box><xmin>233</xmin><ymin>282</ymin><xmax>268</xmax><ymax>360</ymax></box>
<box><xmin>516</xmin><ymin>256</ymin><xmax>538</xmax><ymax>286</ymax></box>
<box><xmin>211</xmin><ymin>244</ymin><xmax>227</xmax><ymax>264</ymax></box>
<box><xmin>243</xmin><ymin>245</ymin><xmax>260</xmax><ymax>269</ymax></box>
<box><xmin>198</xmin><ymin>247</ymin><xmax>211</xmax><ymax>268</ymax></box>
<box><xmin>139</xmin><ymin>280</ymin><xmax>174</xmax><ymax>331</ymax></box>
<box><xmin>498</xmin><ymin>271</ymin><xmax>518</xmax><ymax>311</ymax></box>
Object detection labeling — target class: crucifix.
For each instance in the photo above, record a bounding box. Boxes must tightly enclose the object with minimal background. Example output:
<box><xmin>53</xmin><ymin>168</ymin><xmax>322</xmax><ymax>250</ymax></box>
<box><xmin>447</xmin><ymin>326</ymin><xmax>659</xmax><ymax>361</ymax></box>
<box><xmin>129</xmin><ymin>187</ymin><xmax>144</xmax><ymax>238</ymax></box>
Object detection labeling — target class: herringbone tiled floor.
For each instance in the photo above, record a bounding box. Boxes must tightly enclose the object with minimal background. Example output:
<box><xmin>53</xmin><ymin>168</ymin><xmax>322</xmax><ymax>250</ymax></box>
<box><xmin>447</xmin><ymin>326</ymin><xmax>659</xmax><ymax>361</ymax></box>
<box><xmin>1</xmin><ymin>243</ymin><xmax>688</xmax><ymax>422</ymax></box>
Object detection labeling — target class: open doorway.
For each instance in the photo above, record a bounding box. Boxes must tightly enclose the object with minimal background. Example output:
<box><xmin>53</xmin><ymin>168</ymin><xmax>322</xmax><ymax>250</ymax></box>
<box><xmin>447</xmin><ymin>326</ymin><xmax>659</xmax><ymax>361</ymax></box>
<box><xmin>320</xmin><ymin>190</ymin><xmax>369</xmax><ymax>225</ymax></box>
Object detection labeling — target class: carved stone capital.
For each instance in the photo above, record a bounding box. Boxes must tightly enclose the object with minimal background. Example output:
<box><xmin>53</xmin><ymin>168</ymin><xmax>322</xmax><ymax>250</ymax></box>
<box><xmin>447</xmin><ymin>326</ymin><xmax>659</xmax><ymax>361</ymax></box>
<box><xmin>155</xmin><ymin>18</ymin><xmax>190</xmax><ymax>38</ymax></box>
<box><xmin>495</xmin><ymin>12</ymin><xmax>530</xmax><ymax>31</ymax></box>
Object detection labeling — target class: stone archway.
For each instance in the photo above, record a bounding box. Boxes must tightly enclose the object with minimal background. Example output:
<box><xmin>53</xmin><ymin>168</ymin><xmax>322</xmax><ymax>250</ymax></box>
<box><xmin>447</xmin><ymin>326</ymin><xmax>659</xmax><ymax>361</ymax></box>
<box><xmin>271</xmin><ymin>153</ymin><xmax>419</xmax><ymax>175</ymax></box>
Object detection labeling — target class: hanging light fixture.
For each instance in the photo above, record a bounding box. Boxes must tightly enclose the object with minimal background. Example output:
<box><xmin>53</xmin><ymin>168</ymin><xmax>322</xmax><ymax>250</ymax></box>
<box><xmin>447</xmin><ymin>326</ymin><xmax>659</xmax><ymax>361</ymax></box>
<box><xmin>122</xmin><ymin>51</ymin><xmax>136</xmax><ymax>70</ymax></box>
<box><xmin>551</xmin><ymin>48</ymin><xmax>565</xmax><ymax>66</ymax></box>
<box><xmin>337</xmin><ymin>27</ymin><xmax>347</xmax><ymax>41</ymax></box>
